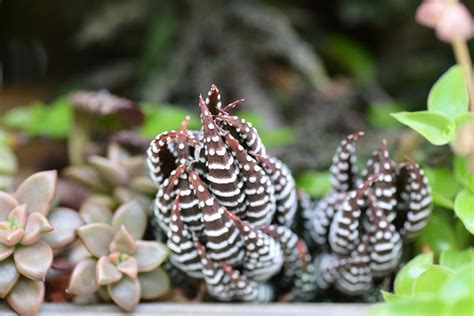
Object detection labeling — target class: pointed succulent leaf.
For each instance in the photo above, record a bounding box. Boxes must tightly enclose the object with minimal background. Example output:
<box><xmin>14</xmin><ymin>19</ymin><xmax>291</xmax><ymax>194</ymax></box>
<box><xmin>138</xmin><ymin>267</ymin><xmax>170</xmax><ymax>299</ymax></box>
<box><xmin>77</xmin><ymin>223</ymin><xmax>115</xmax><ymax>257</ymax></box>
<box><xmin>130</xmin><ymin>176</ymin><xmax>157</xmax><ymax>195</ymax></box>
<box><xmin>107</xmin><ymin>276</ymin><xmax>141</xmax><ymax>312</ymax></box>
<box><xmin>0</xmin><ymin>243</ymin><xmax>14</xmax><ymax>261</ymax></box>
<box><xmin>21</xmin><ymin>212</ymin><xmax>53</xmax><ymax>245</ymax></box>
<box><xmin>0</xmin><ymin>228</ymin><xmax>24</xmax><ymax>246</ymax></box>
<box><xmin>96</xmin><ymin>256</ymin><xmax>123</xmax><ymax>285</ymax></box>
<box><xmin>109</xmin><ymin>226</ymin><xmax>136</xmax><ymax>254</ymax></box>
<box><xmin>7</xmin><ymin>204</ymin><xmax>28</xmax><ymax>228</ymax></box>
<box><xmin>67</xmin><ymin>258</ymin><xmax>98</xmax><ymax>295</ymax></box>
<box><xmin>0</xmin><ymin>192</ymin><xmax>17</xmax><ymax>221</ymax></box>
<box><xmin>134</xmin><ymin>241</ymin><xmax>169</xmax><ymax>272</ymax></box>
<box><xmin>79</xmin><ymin>200</ymin><xmax>113</xmax><ymax>224</ymax></box>
<box><xmin>111</xmin><ymin>200</ymin><xmax>147</xmax><ymax>240</ymax></box>
<box><xmin>42</xmin><ymin>207</ymin><xmax>83</xmax><ymax>248</ymax></box>
<box><xmin>0</xmin><ymin>257</ymin><xmax>19</xmax><ymax>298</ymax></box>
<box><xmin>14</xmin><ymin>170</ymin><xmax>57</xmax><ymax>215</ymax></box>
<box><xmin>63</xmin><ymin>165</ymin><xmax>109</xmax><ymax>193</ymax></box>
<box><xmin>88</xmin><ymin>155</ymin><xmax>128</xmax><ymax>186</ymax></box>
<box><xmin>14</xmin><ymin>240</ymin><xmax>53</xmax><ymax>281</ymax></box>
<box><xmin>117</xmin><ymin>256</ymin><xmax>138</xmax><ymax>279</ymax></box>
<box><xmin>87</xmin><ymin>194</ymin><xmax>117</xmax><ymax>210</ymax></box>
<box><xmin>6</xmin><ymin>277</ymin><xmax>45</xmax><ymax>316</ymax></box>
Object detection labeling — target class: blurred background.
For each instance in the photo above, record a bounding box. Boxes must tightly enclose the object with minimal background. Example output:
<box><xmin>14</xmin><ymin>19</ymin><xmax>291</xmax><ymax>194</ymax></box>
<box><xmin>0</xmin><ymin>0</ymin><xmax>469</xmax><ymax>180</ymax></box>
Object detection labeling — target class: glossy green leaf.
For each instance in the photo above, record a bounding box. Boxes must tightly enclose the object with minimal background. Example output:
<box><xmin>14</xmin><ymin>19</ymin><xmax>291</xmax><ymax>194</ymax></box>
<box><xmin>428</xmin><ymin>65</ymin><xmax>468</xmax><ymax>118</ymax></box>
<box><xmin>454</xmin><ymin>155</ymin><xmax>474</xmax><ymax>192</ymax></box>
<box><xmin>381</xmin><ymin>290</ymin><xmax>406</xmax><ymax>303</ymax></box>
<box><xmin>391</xmin><ymin>111</ymin><xmax>455</xmax><ymax>146</ymax></box>
<box><xmin>440</xmin><ymin>249</ymin><xmax>474</xmax><ymax>271</ymax></box>
<box><xmin>296</xmin><ymin>171</ymin><xmax>332</xmax><ymax>198</ymax></box>
<box><xmin>394</xmin><ymin>252</ymin><xmax>433</xmax><ymax>296</ymax></box>
<box><xmin>412</xmin><ymin>266</ymin><xmax>454</xmax><ymax>296</ymax></box>
<box><xmin>454</xmin><ymin>190</ymin><xmax>474</xmax><ymax>234</ymax></box>
<box><xmin>425</xmin><ymin>167</ymin><xmax>461</xmax><ymax>209</ymax></box>
<box><xmin>439</xmin><ymin>263</ymin><xmax>474</xmax><ymax>302</ymax></box>
<box><xmin>453</xmin><ymin>112</ymin><xmax>474</xmax><ymax>129</ymax></box>
<box><xmin>447</xmin><ymin>296</ymin><xmax>474</xmax><ymax>315</ymax></box>
<box><xmin>415</xmin><ymin>210</ymin><xmax>459</xmax><ymax>254</ymax></box>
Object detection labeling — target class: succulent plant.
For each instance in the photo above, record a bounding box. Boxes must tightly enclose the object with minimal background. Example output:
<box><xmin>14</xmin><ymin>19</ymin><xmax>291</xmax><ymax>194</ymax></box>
<box><xmin>67</xmin><ymin>200</ymin><xmax>170</xmax><ymax>311</ymax></box>
<box><xmin>0</xmin><ymin>171</ymin><xmax>83</xmax><ymax>315</ymax></box>
<box><xmin>68</xmin><ymin>90</ymin><xmax>144</xmax><ymax>165</ymax></box>
<box><xmin>0</xmin><ymin>134</ymin><xmax>17</xmax><ymax>191</ymax></box>
<box><xmin>64</xmin><ymin>142</ymin><xmax>156</xmax><ymax>212</ymax></box>
<box><xmin>303</xmin><ymin>133</ymin><xmax>433</xmax><ymax>298</ymax></box>
<box><xmin>147</xmin><ymin>84</ymin><xmax>314</xmax><ymax>301</ymax></box>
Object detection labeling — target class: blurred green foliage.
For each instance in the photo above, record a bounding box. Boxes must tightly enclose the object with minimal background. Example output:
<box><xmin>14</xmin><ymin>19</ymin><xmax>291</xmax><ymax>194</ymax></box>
<box><xmin>370</xmin><ymin>250</ymin><xmax>474</xmax><ymax>315</ymax></box>
<box><xmin>367</xmin><ymin>101</ymin><xmax>404</xmax><ymax>129</ymax></box>
<box><xmin>295</xmin><ymin>171</ymin><xmax>331</xmax><ymax>198</ymax></box>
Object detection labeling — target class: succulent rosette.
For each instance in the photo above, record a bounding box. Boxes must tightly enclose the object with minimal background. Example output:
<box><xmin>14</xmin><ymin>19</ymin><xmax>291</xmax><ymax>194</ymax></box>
<box><xmin>303</xmin><ymin>133</ymin><xmax>433</xmax><ymax>298</ymax></box>
<box><xmin>0</xmin><ymin>171</ymin><xmax>83</xmax><ymax>315</ymax></box>
<box><xmin>64</xmin><ymin>142</ymin><xmax>156</xmax><ymax>213</ymax></box>
<box><xmin>147</xmin><ymin>85</ymin><xmax>315</xmax><ymax>302</ymax></box>
<box><xmin>67</xmin><ymin>199</ymin><xmax>170</xmax><ymax>312</ymax></box>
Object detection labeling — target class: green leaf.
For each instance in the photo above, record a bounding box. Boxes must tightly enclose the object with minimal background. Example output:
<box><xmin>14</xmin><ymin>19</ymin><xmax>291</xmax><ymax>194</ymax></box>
<box><xmin>391</xmin><ymin>111</ymin><xmax>455</xmax><ymax>146</ymax></box>
<box><xmin>447</xmin><ymin>296</ymin><xmax>474</xmax><ymax>315</ymax></box>
<box><xmin>381</xmin><ymin>290</ymin><xmax>407</xmax><ymax>303</ymax></box>
<box><xmin>296</xmin><ymin>171</ymin><xmax>331</xmax><ymax>198</ymax></box>
<box><xmin>454</xmin><ymin>190</ymin><xmax>474</xmax><ymax>234</ymax></box>
<box><xmin>369</xmin><ymin>297</ymin><xmax>447</xmax><ymax>316</ymax></box>
<box><xmin>454</xmin><ymin>155</ymin><xmax>474</xmax><ymax>192</ymax></box>
<box><xmin>367</xmin><ymin>101</ymin><xmax>405</xmax><ymax>129</ymax></box>
<box><xmin>425</xmin><ymin>167</ymin><xmax>461</xmax><ymax>209</ymax></box>
<box><xmin>440</xmin><ymin>249</ymin><xmax>474</xmax><ymax>271</ymax></box>
<box><xmin>428</xmin><ymin>65</ymin><xmax>469</xmax><ymax>118</ymax></box>
<box><xmin>394</xmin><ymin>252</ymin><xmax>434</xmax><ymax>296</ymax></box>
<box><xmin>415</xmin><ymin>210</ymin><xmax>459</xmax><ymax>254</ymax></box>
<box><xmin>439</xmin><ymin>263</ymin><xmax>474</xmax><ymax>302</ymax></box>
<box><xmin>412</xmin><ymin>266</ymin><xmax>454</xmax><ymax>296</ymax></box>
<box><xmin>260</xmin><ymin>127</ymin><xmax>295</xmax><ymax>149</ymax></box>
<box><xmin>453</xmin><ymin>112</ymin><xmax>474</xmax><ymax>129</ymax></box>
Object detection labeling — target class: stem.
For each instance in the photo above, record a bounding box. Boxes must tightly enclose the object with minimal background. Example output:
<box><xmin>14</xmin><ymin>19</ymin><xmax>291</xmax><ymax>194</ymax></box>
<box><xmin>452</xmin><ymin>39</ymin><xmax>474</xmax><ymax>112</ymax></box>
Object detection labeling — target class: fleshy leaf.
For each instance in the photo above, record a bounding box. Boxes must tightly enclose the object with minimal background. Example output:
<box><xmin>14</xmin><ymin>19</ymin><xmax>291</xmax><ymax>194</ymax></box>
<box><xmin>21</xmin><ymin>212</ymin><xmax>53</xmax><ymax>245</ymax></box>
<box><xmin>96</xmin><ymin>256</ymin><xmax>122</xmax><ymax>285</ymax></box>
<box><xmin>77</xmin><ymin>223</ymin><xmax>115</xmax><ymax>257</ymax></box>
<box><xmin>42</xmin><ymin>207</ymin><xmax>84</xmax><ymax>248</ymax></box>
<box><xmin>134</xmin><ymin>241</ymin><xmax>169</xmax><ymax>272</ymax></box>
<box><xmin>88</xmin><ymin>155</ymin><xmax>128</xmax><ymax>186</ymax></box>
<box><xmin>7</xmin><ymin>204</ymin><xmax>27</xmax><ymax>228</ymax></box>
<box><xmin>109</xmin><ymin>226</ymin><xmax>136</xmax><ymax>254</ymax></box>
<box><xmin>14</xmin><ymin>170</ymin><xmax>57</xmax><ymax>215</ymax></box>
<box><xmin>414</xmin><ymin>210</ymin><xmax>458</xmax><ymax>255</ymax></box>
<box><xmin>394</xmin><ymin>252</ymin><xmax>433</xmax><ymax>296</ymax></box>
<box><xmin>63</xmin><ymin>165</ymin><xmax>109</xmax><ymax>193</ymax></box>
<box><xmin>0</xmin><ymin>192</ymin><xmax>17</xmax><ymax>221</ymax></box>
<box><xmin>440</xmin><ymin>249</ymin><xmax>474</xmax><ymax>271</ymax></box>
<box><xmin>129</xmin><ymin>176</ymin><xmax>156</xmax><ymax>195</ymax></box>
<box><xmin>412</xmin><ymin>266</ymin><xmax>453</xmax><ymax>296</ymax></box>
<box><xmin>111</xmin><ymin>200</ymin><xmax>147</xmax><ymax>240</ymax></box>
<box><xmin>6</xmin><ymin>277</ymin><xmax>45</xmax><ymax>316</ymax></box>
<box><xmin>428</xmin><ymin>65</ymin><xmax>469</xmax><ymax>118</ymax></box>
<box><xmin>0</xmin><ymin>229</ymin><xmax>24</xmax><ymax>246</ymax></box>
<box><xmin>79</xmin><ymin>200</ymin><xmax>113</xmax><ymax>224</ymax></box>
<box><xmin>138</xmin><ymin>267</ymin><xmax>170</xmax><ymax>299</ymax></box>
<box><xmin>439</xmin><ymin>263</ymin><xmax>474</xmax><ymax>302</ymax></box>
<box><xmin>117</xmin><ymin>256</ymin><xmax>138</xmax><ymax>279</ymax></box>
<box><xmin>107</xmin><ymin>276</ymin><xmax>141</xmax><ymax>312</ymax></box>
<box><xmin>391</xmin><ymin>111</ymin><xmax>455</xmax><ymax>145</ymax></box>
<box><xmin>67</xmin><ymin>258</ymin><xmax>98</xmax><ymax>295</ymax></box>
<box><xmin>454</xmin><ymin>190</ymin><xmax>474</xmax><ymax>234</ymax></box>
<box><xmin>14</xmin><ymin>240</ymin><xmax>53</xmax><ymax>281</ymax></box>
<box><xmin>369</xmin><ymin>297</ymin><xmax>447</xmax><ymax>316</ymax></box>
<box><xmin>0</xmin><ymin>243</ymin><xmax>14</xmax><ymax>261</ymax></box>
<box><xmin>0</xmin><ymin>257</ymin><xmax>19</xmax><ymax>298</ymax></box>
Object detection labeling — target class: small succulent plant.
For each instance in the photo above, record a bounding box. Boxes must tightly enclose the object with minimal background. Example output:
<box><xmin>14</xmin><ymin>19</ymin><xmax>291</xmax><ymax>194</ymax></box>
<box><xmin>67</xmin><ymin>200</ymin><xmax>170</xmax><ymax>311</ymax></box>
<box><xmin>147</xmin><ymin>85</ymin><xmax>314</xmax><ymax>301</ymax></box>
<box><xmin>0</xmin><ymin>134</ymin><xmax>17</xmax><ymax>191</ymax></box>
<box><xmin>0</xmin><ymin>171</ymin><xmax>83</xmax><ymax>315</ymax></box>
<box><xmin>64</xmin><ymin>142</ymin><xmax>156</xmax><ymax>212</ymax></box>
<box><xmin>303</xmin><ymin>132</ymin><xmax>433</xmax><ymax>298</ymax></box>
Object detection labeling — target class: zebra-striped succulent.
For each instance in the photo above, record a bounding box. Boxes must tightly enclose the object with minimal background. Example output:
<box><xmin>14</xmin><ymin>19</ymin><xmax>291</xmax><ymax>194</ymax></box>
<box><xmin>147</xmin><ymin>85</ymin><xmax>313</xmax><ymax>301</ymax></box>
<box><xmin>304</xmin><ymin>133</ymin><xmax>432</xmax><ymax>298</ymax></box>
